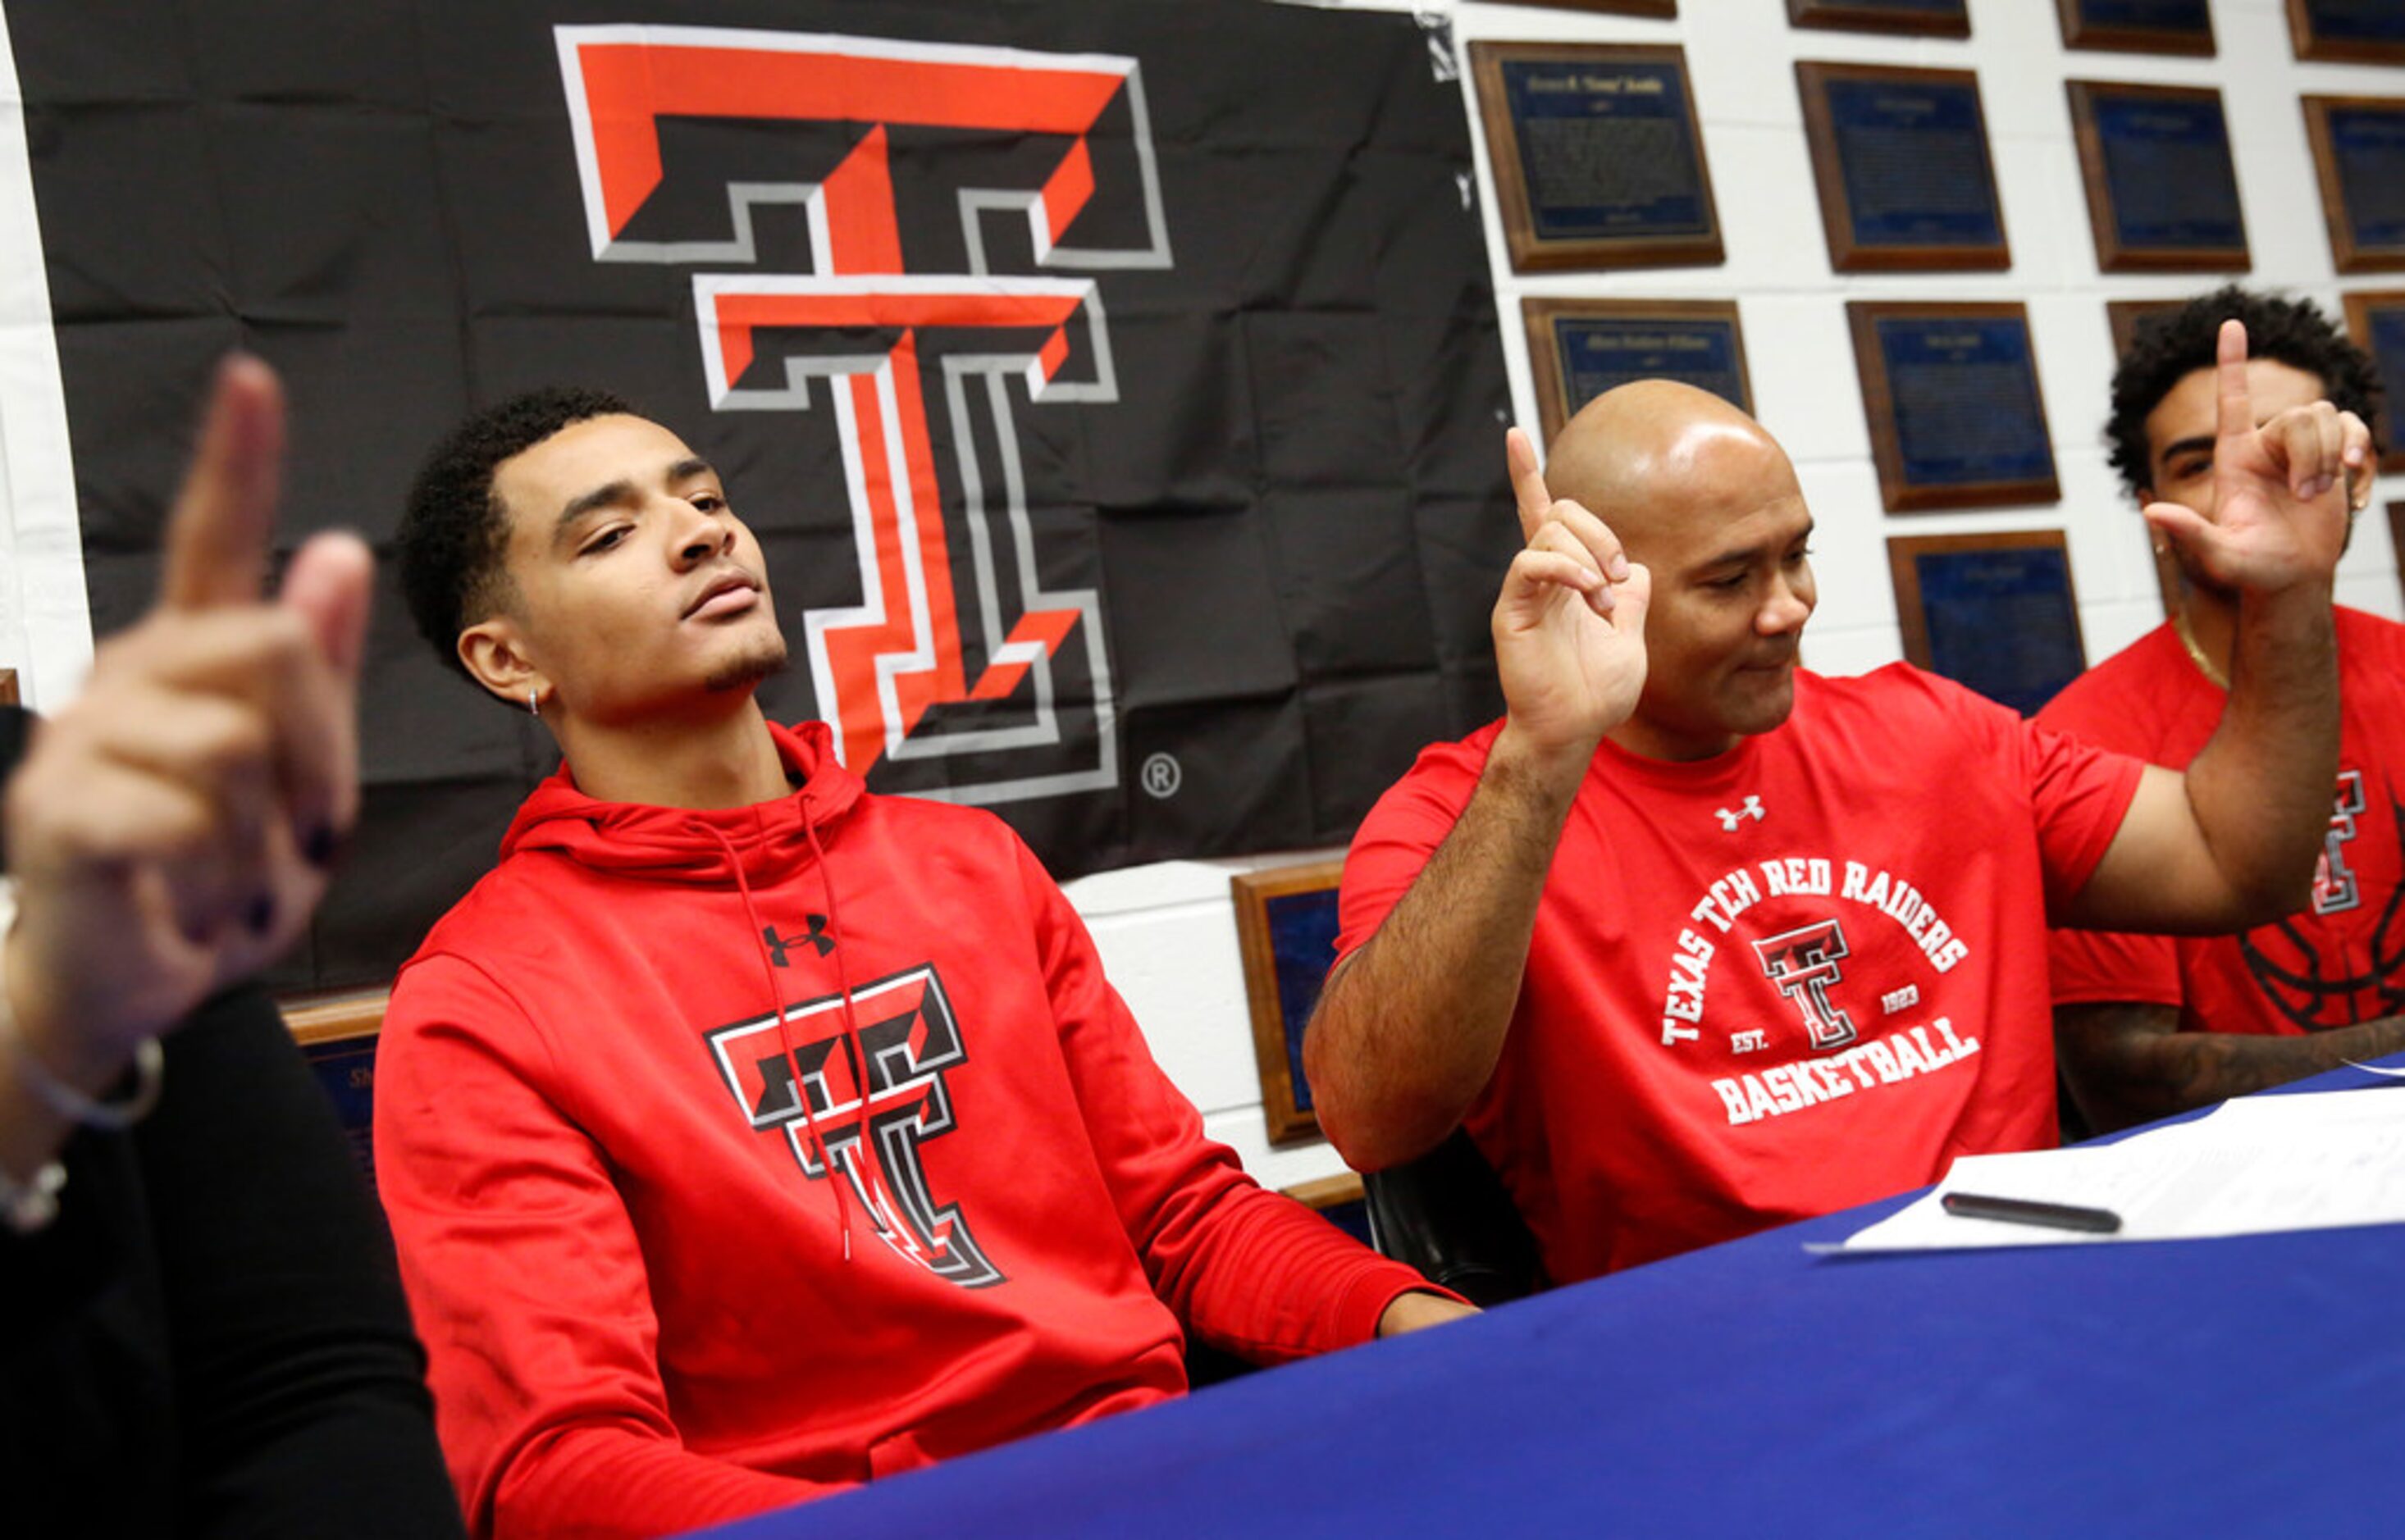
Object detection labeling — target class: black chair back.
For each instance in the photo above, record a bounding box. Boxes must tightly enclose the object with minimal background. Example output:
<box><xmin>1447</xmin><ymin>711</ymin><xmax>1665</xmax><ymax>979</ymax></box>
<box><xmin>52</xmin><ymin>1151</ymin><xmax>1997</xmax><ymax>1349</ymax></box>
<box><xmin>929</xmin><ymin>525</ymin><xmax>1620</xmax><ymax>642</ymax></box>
<box><xmin>1361</xmin><ymin>1128</ymin><xmax>1544</xmax><ymax>1307</ymax></box>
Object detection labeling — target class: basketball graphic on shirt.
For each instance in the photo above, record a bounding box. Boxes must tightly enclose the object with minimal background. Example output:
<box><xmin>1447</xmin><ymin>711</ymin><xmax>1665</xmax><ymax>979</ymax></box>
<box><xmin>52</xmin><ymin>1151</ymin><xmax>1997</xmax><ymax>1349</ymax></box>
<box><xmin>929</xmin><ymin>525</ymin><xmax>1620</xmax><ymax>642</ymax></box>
<box><xmin>2238</xmin><ymin>771</ymin><xmax>2405</xmax><ymax>1032</ymax></box>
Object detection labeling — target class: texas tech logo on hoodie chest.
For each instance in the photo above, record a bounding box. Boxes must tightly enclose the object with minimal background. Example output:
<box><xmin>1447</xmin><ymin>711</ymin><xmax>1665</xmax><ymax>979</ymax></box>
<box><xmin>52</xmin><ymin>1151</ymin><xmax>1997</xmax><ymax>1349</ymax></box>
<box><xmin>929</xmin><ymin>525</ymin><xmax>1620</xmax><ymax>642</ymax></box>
<box><xmin>705</xmin><ymin>964</ymin><xmax>1006</xmax><ymax>1288</ymax></box>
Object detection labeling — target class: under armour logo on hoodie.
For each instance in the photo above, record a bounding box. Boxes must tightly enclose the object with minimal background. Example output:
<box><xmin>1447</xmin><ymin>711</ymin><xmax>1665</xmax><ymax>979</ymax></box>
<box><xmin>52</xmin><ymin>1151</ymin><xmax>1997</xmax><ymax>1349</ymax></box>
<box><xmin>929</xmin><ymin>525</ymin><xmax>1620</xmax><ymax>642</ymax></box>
<box><xmin>764</xmin><ymin>916</ymin><xmax>834</xmax><ymax>967</ymax></box>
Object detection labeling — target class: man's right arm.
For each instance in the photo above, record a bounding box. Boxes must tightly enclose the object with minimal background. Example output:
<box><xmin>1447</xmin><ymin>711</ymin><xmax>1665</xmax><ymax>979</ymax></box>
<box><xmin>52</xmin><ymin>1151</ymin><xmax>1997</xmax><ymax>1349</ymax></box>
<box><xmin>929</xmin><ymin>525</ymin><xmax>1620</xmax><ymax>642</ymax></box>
<box><xmin>374</xmin><ymin>959</ymin><xmax>830</xmax><ymax>1540</ymax></box>
<box><xmin>1305</xmin><ymin>730</ymin><xmax>1586</xmax><ymax>1170</ymax></box>
<box><xmin>2057</xmin><ymin>1001</ymin><xmax>2405</xmax><ymax>1134</ymax></box>
<box><xmin>1303</xmin><ymin>430</ymin><xmax>1649</xmax><ymax>1173</ymax></box>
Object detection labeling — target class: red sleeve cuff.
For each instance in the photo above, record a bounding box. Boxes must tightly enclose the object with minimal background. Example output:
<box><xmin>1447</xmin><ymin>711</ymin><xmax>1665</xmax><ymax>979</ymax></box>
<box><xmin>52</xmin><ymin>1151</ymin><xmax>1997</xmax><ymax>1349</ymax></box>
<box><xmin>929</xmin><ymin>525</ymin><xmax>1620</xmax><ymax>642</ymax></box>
<box><xmin>1333</xmin><ymin>1260</ymin><xmax>1471</xmax><ymax>1345</ymax></box>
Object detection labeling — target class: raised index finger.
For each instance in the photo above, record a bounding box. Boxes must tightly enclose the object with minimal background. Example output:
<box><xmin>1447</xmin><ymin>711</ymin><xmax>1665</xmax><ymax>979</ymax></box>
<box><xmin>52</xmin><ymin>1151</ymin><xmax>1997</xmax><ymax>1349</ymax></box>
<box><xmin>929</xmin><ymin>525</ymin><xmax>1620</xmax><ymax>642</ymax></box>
<box><xmin>159</xmin><ymin>355</ymin><xmax>284</xmax><ymax>611</ymax></box>
<box><xmin>1505</xmin><ymin>426</ymin><xmax>1554</xmax><ymax>540</ymax></box>
<box><xmin>2215</xmin><ymin>317</ymin><xmax>2252</xmax><ymax>449</ymax></box>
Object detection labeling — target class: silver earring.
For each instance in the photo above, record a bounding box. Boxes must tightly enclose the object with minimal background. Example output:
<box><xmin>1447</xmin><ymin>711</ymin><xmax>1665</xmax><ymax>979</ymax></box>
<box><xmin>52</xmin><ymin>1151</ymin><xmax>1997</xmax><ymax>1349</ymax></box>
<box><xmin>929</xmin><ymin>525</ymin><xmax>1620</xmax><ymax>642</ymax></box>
<box><xmin>527</xmin><ymin>689</ymin><xmax>541</xmax><ymax>717</ymax></box>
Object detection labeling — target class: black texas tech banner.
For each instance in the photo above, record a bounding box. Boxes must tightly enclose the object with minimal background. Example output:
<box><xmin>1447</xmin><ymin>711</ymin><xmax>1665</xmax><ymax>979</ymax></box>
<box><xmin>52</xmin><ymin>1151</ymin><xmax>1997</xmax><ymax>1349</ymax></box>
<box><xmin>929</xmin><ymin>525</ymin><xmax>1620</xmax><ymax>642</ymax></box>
<box><xmin>10</xmin><ymin>0</ymin><xmax>1514</xmax><ymax>990</ymax></box>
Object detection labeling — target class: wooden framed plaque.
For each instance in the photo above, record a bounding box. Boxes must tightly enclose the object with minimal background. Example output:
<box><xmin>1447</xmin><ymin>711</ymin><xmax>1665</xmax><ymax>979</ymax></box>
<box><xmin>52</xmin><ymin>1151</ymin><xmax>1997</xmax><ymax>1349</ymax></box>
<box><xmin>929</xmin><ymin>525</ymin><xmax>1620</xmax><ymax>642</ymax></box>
<box><xmin>1888</xmin><ymin>531</ymin><xmax>2089</xmax><ymax>717</ymax></box>
<box><xmin>2068</xmin><ymin>81</ymin><xmax>2248</xmax><ymax>272</ymax></box>
<box><xmin>1232</xmin><ymin>861</ymin><xmax>1346</xmax><ymax>1147</ymax></box>
<box><xmin>1523</xmin><ymin>298</ymin><xmax>1751</xmax><ymax>446</ymax></box>
<box><xmin>2342</xmin><ymin>290</ymin><xmax>2405</xmax><ymax>473</ymax></box>
<box><xmin>1848</xmin><ymin>302</ymin><xmax>2060</xmax><ymax>513</ymax></box>
<box><xmin>2106</xmin><ymin>297</ymin><xmax>2185</xmax><ymax>359</ymax></box>
<box><xmin>2304</xmin><ymin>96</ymin><xmax>2405</xmax><ymax>274</ymax></box>
<box><xmin>1788</xmin><ymin>0</ymin><xmax>1969</xmax><ymax>37</ymax></box>
<box><xmin>281</xmin><ymin>986</ymin><xmax>390</xmax><ymax>1186</ymax></box>
<box><xmin>1467</xmin><ymin>41</ymin><xmax>1723</xmax><ymax>273</ymax></box>
<box><xmin>1798</xmin><ymin>62</ymin><xmax>2009</xmax><ymax>272</ymax></box>
<box><xmin>2290</xmin><ymin>0</ymin><xmax>2405</xmax><ymax>65</ymax></box>
<box><xmin>2057</xmin><ymin>0</ymin><xmax>2215</xmax><ymax>55</ymax></box>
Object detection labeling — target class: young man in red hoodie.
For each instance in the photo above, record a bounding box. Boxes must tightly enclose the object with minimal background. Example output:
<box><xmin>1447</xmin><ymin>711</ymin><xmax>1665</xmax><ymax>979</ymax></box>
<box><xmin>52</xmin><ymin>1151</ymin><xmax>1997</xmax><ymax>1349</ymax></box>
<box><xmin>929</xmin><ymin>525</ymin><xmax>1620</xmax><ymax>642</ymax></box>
<box><xmin>376</xmin><ymin>390</ymin><xmax>1467</xmax><ymax>1540</ymax></box>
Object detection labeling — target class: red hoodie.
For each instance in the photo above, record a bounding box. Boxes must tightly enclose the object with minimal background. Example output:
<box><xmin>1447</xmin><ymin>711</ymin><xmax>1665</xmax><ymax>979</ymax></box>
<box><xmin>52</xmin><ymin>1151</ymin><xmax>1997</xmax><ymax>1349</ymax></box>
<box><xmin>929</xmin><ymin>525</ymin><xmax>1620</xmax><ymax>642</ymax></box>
<box><xmin>372</xmin><ymin>722</ymin><xmax>1435</xmax><ymax>1539</ymax></box>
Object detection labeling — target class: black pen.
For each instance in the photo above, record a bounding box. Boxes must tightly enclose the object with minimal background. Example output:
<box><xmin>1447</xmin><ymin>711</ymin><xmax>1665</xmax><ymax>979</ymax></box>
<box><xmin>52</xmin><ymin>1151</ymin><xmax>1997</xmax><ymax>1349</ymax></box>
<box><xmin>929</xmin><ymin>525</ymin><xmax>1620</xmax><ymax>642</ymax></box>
<box><xmin>1940</xmin><ymin>1191</ymin><xmax>2122</xmax><ymax>1234</ymax></box>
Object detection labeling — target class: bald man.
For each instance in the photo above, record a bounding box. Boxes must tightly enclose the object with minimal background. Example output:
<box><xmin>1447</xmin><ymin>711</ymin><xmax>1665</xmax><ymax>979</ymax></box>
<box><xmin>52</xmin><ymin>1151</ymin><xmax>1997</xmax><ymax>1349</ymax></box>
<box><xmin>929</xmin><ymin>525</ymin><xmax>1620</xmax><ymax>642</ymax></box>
<box><xmin>1305</xmin><ymin>326</ymin><xmax>2359</xmax><ymax>1279</ymax></box>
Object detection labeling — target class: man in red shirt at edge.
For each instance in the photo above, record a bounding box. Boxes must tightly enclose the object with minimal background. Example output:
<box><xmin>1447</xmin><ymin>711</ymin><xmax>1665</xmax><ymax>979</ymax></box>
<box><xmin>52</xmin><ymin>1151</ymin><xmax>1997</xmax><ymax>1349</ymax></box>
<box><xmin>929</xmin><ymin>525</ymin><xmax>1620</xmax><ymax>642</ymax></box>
<box><xmin>373</xmin><ymin>390</ymin><xmax>1471</xmax><ymax>1540</ymax></box>
<box><xmin>1303</xmin><ymin>321</ymin><xmax>2362</xmax><ymax>1284</ymax></box>
<box><xmin>2043</xmin><ymin>286</ymin><xmax>2405</xmax><ymax>1134</ymax></box>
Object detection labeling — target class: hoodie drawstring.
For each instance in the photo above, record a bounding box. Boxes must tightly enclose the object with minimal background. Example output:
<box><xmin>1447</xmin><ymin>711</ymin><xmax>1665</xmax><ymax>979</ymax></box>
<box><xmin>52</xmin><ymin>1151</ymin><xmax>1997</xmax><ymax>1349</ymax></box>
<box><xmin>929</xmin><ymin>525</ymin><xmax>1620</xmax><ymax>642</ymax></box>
<box><xmin>802</xmin><ymin>815</ymin><xmax>882</xmax><ymax>1259</ymax></box>
<box><xmin>704</xmin><ymin>822</ymin><xmax>857</xmax><ymax>1264</ymax></box>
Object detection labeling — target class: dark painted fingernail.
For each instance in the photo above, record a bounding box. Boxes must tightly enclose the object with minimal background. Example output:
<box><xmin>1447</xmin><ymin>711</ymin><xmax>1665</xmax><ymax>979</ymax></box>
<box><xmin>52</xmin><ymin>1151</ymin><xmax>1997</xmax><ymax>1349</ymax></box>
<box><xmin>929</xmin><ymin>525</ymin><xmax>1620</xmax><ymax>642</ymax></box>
<box><xmin>304</xmin><ymin>823</ymin><xmax>336</xmax><ymax>868</ymax></box>
<box><xmin>247</xmin><ymin>893</ymin><xmax>276</xmax><ymax>936</ymax></box>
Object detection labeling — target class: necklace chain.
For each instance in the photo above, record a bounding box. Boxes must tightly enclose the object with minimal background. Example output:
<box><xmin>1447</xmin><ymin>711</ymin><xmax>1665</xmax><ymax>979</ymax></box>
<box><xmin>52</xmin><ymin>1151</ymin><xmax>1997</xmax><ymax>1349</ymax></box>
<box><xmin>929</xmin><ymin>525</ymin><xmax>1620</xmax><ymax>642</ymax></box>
<box><xmin>2173</xmin><ymin>608</ymin><xmax>2229</xmax><ymax>690</ymax></box>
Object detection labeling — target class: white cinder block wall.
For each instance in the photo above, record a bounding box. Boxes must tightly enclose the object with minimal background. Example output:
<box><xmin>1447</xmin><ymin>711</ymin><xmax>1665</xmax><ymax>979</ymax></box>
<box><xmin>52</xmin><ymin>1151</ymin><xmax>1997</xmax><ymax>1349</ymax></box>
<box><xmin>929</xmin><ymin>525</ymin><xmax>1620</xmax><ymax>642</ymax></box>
<box><xmin>1081</xmin><ymin>0</ymin><xmax>2405</xmax><ymax>1194</ymax></box>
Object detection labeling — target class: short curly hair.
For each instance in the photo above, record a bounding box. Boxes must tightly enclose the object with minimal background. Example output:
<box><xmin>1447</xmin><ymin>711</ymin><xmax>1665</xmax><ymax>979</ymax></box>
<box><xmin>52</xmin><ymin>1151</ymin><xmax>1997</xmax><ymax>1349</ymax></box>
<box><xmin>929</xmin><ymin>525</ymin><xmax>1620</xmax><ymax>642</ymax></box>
<box><xmin>2106</xmin><ymin>285</ymin><xmax>2381</xmax><ymax>499</ymax></box>
<box><xmin>396</xmin><ymin>386</ymin><xmax>635</xmax><ymax>681</ymax></box>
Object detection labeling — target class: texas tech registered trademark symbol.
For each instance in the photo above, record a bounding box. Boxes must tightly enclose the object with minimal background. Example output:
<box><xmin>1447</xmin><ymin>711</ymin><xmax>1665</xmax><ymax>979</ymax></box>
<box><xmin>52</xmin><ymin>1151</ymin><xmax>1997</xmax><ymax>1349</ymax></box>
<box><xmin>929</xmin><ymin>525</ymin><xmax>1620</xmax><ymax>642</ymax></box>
<box><xmin>1140</xmin><ymin>753</ymin><xmax>1182</xmax><ymax>800</ymax></box>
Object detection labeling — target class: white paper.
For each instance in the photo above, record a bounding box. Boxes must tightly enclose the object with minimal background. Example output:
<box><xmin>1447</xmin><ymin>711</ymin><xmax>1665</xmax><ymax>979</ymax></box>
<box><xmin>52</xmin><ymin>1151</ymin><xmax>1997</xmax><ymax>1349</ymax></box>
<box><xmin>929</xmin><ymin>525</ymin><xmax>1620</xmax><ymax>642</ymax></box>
<box><xmin>1829</xmin><ymin>1087</ymin><xmax>2405</xmax><ymax>1252</ymax></box>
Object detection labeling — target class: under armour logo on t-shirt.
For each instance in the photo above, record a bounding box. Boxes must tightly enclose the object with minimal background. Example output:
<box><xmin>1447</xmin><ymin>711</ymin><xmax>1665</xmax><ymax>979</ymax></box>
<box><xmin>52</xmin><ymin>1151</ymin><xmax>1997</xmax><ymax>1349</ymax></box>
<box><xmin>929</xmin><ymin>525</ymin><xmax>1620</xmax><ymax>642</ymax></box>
<box><xmin>1715</xmin><ymin>796</ymin><xmax>1765</xmax><ymax>832</ymax></box>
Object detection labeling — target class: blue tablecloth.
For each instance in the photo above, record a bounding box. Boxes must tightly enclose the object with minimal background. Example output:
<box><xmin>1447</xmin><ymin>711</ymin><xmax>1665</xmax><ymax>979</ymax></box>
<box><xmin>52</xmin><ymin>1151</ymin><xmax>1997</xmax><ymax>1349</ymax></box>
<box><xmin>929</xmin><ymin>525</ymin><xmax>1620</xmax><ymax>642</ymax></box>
<box><xmin>701</xmin><ymin>1064</ymin><xmax>2405</xmax><ymax>1538</ymax></box>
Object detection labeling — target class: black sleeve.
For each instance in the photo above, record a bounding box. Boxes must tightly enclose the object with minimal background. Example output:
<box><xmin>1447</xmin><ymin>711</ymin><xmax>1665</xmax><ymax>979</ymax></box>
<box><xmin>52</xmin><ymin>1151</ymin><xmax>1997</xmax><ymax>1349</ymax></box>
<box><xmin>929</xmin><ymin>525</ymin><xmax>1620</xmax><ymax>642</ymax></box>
<box><xmin>0</xmin><ymin>1128</ymin><xmax>134</xmax><ymax>1342</ymax></box>
<box><xmin>0</xmin><ymin>700</ymin><xmax>138</xmax><ymax>1359</ymax></box>
<box><xmin>137</xmin><ymin>986</ymin><xmax>467</xmax><ymax>1538</ymax></box>
<box><xmin>0</xmin><ymin>1125</ymin><xmax>185</xmax><ymax>1536</ymax></box>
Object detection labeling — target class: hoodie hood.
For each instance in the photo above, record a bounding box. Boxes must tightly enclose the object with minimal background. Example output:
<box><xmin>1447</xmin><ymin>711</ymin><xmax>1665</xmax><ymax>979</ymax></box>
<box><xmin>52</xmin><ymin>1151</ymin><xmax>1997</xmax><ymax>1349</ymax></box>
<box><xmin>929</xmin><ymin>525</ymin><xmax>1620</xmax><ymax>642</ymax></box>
<box><xmin>499</xmin><ymin>718</ymin><xmax>865</xmax><ymax>882</ymax></box>
<box><xmin>496</xmin><ymin>716</ymin><xmax>877</xmax><ymax>1263</ymax></box>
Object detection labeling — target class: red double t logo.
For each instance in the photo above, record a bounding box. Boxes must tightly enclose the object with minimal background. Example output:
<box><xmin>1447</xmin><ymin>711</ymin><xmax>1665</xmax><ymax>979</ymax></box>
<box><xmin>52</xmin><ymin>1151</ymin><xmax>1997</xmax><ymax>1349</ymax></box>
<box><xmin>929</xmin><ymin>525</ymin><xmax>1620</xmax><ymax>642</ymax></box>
<box><xmin>556</xmin><ymin>25</ymin><xmax>1170</xmax><ymax>802</ymax></box>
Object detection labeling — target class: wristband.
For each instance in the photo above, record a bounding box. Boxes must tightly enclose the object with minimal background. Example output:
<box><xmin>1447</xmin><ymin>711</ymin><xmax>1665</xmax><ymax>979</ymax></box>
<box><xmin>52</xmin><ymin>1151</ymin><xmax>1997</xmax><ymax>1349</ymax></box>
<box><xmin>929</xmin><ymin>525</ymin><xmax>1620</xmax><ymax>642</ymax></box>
<box><xmin>0</xmin><ymin>1153</ymin><xmax>63</xmax><ymax>1234</ymax></box>
<box><xmin>0</xmin><ymin>877</ymin><xmax>164</xmax><ymax>1132</ymax></box>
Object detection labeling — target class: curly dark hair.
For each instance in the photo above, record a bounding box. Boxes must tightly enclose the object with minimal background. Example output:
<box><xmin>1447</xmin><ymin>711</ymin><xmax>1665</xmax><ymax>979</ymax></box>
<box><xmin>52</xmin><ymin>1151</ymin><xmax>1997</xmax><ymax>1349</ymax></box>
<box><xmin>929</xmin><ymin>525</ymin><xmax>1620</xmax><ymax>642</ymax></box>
<box><xmin>2106</xmin><ymin>285</ymin><xmax>2381</xmax><ymax>499</ymax></box>
<box><xmin>396</xmin><ymin>386</ymin><xmax>635</xmax><ymax>681</ymax></box>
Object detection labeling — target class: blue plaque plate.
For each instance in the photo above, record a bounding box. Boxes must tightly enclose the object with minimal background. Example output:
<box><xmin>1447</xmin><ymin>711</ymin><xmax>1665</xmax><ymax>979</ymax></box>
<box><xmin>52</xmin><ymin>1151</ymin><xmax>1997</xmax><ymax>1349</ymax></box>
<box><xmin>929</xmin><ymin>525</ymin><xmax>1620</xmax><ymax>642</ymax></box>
<box><xmin>2366</xmin><ymin>306</ymin><xmax>2405</xmax><ymax>412</ymax></box>
<box><xmin>2076</xmin><ymin>0</ymin><xmax>2211</xmax><ymax>26</ymax></box>
<box><xmin>1472</xmin><ymin>41</ymin><xmax>1723</xmax><ymax>271</ymax></box>
<box><xmin>1262</xmin><ymin>886</ymin><xmax>1340</xmax><ymax>1115</ymax></box>
<box><xmin>1552</xmin><ymin>317</ymin><xmax>1746</xmax><ymax>413</ymax></box>
<box><xmin>2328</xmin><ymin>105</ymin><xmax>2405</xmax><ymax>254</ymax></box>
<box><xmin>1851</xmin><ymin>303</ymin><xmax>2060</xmax><ymax>512</ymax></box>
<box><xmin>1800</xmin><ymin>62</ymin><xmax>2006</xmax><ymax>271</ymax></box>
<box><xmin>2075</xmin><ymin>83</ymin><xmax>2246</xmax><ymax>268</ymax></box>
<box><xmin>303</xmin><ymin>1034</ymin><xmax>381</xmax><ymax>1190</ymax></box>
<box><xmin>1558</xmin><ymin>317</ymin><xmax>1747</xmax><ymax>412</ymax></box>
<box><xmin>2343</xmin><ymin>291</ymin><xmax>2405</xmax><ymax>472</ymax></box>
<box><xmin>1906</xmin><ymin>542</ymin><xmax>2087</xmax><ymax>717</ymax></box>
<box><xmin>1499</xmin><ymin>58</ymin><xmax>1710</xmax><ymax>244</ymax></box>
<box><xmin>2301</xmin><ymin>0</ymin><xmax>2405</xmax><ymax>45</ymax></box>
<box><xmin>2094</xmin><ymin>96</ymin><xmax>2239</xmax><ymax>248</ymax></box>
<box><xmin>1524</xmin><ymin>300</ymin><xmax>1753</xmax><ymax>444</ymax></box>
<box><xmin>1877</xmin><ymin>317</ymin><xmax>2054</xmax><ymax>488</ymax></box>
<box><xmin>1826</xmin><ymin>77</ymin><xmax>2001</xmax><ymax>248</ymax></box>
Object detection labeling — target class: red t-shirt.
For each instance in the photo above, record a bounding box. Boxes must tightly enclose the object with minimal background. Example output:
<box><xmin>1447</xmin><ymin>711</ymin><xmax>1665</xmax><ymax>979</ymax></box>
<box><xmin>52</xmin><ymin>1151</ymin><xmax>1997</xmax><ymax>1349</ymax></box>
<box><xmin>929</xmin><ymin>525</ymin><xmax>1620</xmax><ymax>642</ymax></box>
<box><xmin>2042</xmin><ymin>607</ymin><xmax>2405</xmax><ymax>1035</ymax></box>
<box><xmin>1336</xmin><ymin>665</ymin><xmax>2143</xmax><ymax>1279</ymax></box>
